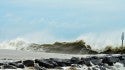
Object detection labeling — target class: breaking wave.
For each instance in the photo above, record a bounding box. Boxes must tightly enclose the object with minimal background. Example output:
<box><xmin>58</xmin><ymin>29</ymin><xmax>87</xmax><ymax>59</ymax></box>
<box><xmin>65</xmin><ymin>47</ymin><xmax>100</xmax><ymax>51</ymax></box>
<box><xmin>76</xmin><ymin>32</ymin><xmax>122</xmax><ymax>50</ymax></box>
<box><xmin>0</xmin><ymin>30</ymin><xmax>124</xmax><ymax>52</ymax></box>
<box><xmin>0</xmin><ymin>38</ymin><xmax>30</xmax><ymax>50</ymax></box>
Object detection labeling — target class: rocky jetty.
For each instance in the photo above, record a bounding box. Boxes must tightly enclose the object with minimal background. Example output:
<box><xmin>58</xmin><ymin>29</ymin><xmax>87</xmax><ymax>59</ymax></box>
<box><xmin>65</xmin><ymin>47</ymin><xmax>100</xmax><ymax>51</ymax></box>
<box><xmin>0</xmin><ymin>55</ymin><xmax>125</xmax><ymax>70</ymax></box>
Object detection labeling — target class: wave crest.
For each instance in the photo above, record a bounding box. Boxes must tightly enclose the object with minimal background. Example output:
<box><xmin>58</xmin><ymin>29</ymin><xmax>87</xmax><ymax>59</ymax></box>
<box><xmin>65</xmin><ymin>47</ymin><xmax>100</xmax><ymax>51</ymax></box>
<box><xmin>0</xmin><ymin>38</ymin><xmax>30</xmax><ymax>50</ymax></box>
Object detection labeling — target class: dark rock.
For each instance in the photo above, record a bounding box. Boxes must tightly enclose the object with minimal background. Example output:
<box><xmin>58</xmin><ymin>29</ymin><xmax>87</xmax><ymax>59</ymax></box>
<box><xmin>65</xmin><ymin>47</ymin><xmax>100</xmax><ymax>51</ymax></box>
<box><xmin>49</xmin><ymin>58</ymin><xmax>71</xmax><ymax>67</ymax></box>
<box><xmin>9</xmin><ymin>62</ymin><xmax>24</xmax><ymax>68</ymax></box>
<box><xmin>62</xmin><ymin>59</ymin><xmax>71</xmax><ymax>66</ymax></box>
<box><xmin>54</xmin><ymin>59</ymin><xmax>66</xmax><ymax>67</ymax></box>
<box><xmin>45</xmin><ymin>59</ymin><xmax>58</xmax><ymax>67</ymax></box>
<box><xmin>88</xmin><ymin>67</ymin><xmax>91</xmax><ymax>70</ymax></box>
<box><xmin>91</xmin><ymin>56</ymin><xmax>99</xmax><ymax>59</ymax></box>
<box><xmin>91</xmin><ymin>59</ymin><xmax>102</xmax><ymax>65</ymax></box>
<box><xmin>78</xmin><ymin>57</ymin><xmax>85</xmax><ymax>64</ymax></box>
<box><xmin>49</xmin><ymin>58</ymin><xmax>58</xmax><ymax>67</ymax></box>
<box><xmin>34</xmin><ymin>63</ymin><xmax>47</xmax><ymax>70</ymax></box>
<box><xmin>2</xmin><ymin>64</ymin><xmax>17</xmax><ymax>69</ymax></box>
<box><xmin>23</xmin><ymin>60</ymin><xmax>34</xmax><ymax>67</ymax></box>
<box><xmin>35</xmin><ymin>59</ymin><xmax>54</xmax><ymax>68</ymax></box>
<box><xmin>18</xmin><ymin>63</ymin><xmax>25</xmax><ymax>68</ymax></box>
<box><xmin>92</xmin><ymin>67</ymin><xmax>98</xmax><ymax>70</ymax></box>
<box><xmin>117</xmin><ymin>56</ymin><xmax>125</xmax><ymax>60</ymax></box>
<box><xmin>99</xmin><ymin>66</ymin><xmax>106</xmax><ymax>70</ymax></box>
<box><xmin>70</xmin><ymin>57</ymin><xmax>80</xmax><ymax>64</ymax></box>
<box><xmin>0</xmin><ymin>63</ymin><xmax>3</xmax><ymax>66</ymax></box>
<box><xmin>14</xmin><ymin>61</ymin><xmax>22</xmax><ymax>64</ymax></box>
<box><xmin>90</xmin><ymin>56</ymin><xmax>102</xmax><ymax>65</ymax></box>
<box><xmin>80</xmin><ymin>58</ymin><xmax>92</xmax><ymax>66</ymax></box>
<box><xmin>102</xmin><ymin>56</ymin><xmax>119</xmax><ymax>66</ymax></box>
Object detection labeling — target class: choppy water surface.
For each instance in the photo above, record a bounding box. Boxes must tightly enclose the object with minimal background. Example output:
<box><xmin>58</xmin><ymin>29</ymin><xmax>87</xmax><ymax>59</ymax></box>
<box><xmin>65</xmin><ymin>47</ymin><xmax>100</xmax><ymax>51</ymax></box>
<box><xmin>0</xmin><ymin>49</ymin><xmax>124</xmax><ymax>70</ymax></box>
<box><xmin>0</xmin><ymin>39</ymin><xmax>125</xmax><ymax>70</ymax></box>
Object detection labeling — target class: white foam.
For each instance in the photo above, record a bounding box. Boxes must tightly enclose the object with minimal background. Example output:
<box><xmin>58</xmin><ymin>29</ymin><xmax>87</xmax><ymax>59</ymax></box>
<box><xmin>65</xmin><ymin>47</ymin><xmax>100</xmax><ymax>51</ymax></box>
<box><xmin>0</xmin><ymin>38</ymin><xmax>30</xmax><ymax>50</ymax></box>
<box><xmin>0</xmin><ymin>31</ymin><xmax>124</xmax><ymax>51</ymax></box>
<box><xmin>76</xmin><ymin>31</ymin><xmax>122</xmax><ymax>50</ymax></box>
<box><xmin>62</xmin><ymin>62</ymin><xmax>125</xmax><ymax>70</ymax></box>
<box><xmin>111</xmin><ymin>62</ymin><xmax>125</xmax><ymax>70</ymax></box>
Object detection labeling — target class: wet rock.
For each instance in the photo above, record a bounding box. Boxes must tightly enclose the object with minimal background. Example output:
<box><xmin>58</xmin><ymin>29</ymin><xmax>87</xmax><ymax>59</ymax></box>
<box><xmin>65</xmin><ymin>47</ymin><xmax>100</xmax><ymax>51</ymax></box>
<box><xmin>118</xmin><ymin>55</ymin><xmax>125</xmax><ymax>66</ymax></box>
<box><xmin>78</xmin><ymin>57</ymin><xmax>85</xmax><ymax>64</ymax></box>
<box><xmin>81</xmin><ymin>58</ymin><xmax>92</xmax><ymax>66</ymax></box>
<box><xmin>102</xmin><ymin>56</ymin><xmax>119</xmax><ymax>66</ymax></box>
<box><xmin>117</xmin><ymin>56</ymin><xmax>125</xmax><ymax>60</ymax></box>
<box><xmin>98</xmin><ymin>66</ymin><xmax>106</xmax><ymax>70</ymax></box>
<box><xmin>49</xmin><ymin>58</ymin><xmax>58</xmax><ymax>67</ymax></box>
<box><xmin>34</xmin><ymin>63</ymin><xmax>47</xmax><ymax>70</ymax></box>
<box><xmin>90</xmin><ymin>56</ymin><xmax>102</xmax><ymax>65</ymax></box>
<box><xmin>91</xmin><ymin>59</ymin><xmax>102</xmax><ymax>65</ymax></box>
<box><xmin>23</xmin><ymin>60</ymin><xmax>34</xmax><ymax>67</ymax></box>
<box><xmin>49</xmin><ymin>58</ymin><xmax>71</xmax><ymax>67</ymax></box>
<box><xmin>0</xmin><ymin>55</ymin><xmax>124</xmax><ymax>69</ymax></box>
<box><xmin>0</xmin><ymin>63</ymin><xmax>3</xmax><ymax>66</ymax></box>
<box><xmin>2</xmin><ymin>64</ymin><xmax>17</xmax><ymax>69</ymax></box>
<box><xmin>35</xmin><ymin>59</ymin><xmax>54</xmax><ymax>68</ymax></box>
<box><xmin>92</xmin><ymin>67</ymin><xmax>99</xmax><ymax>70</ymax></box>
<box><xmin>18</xmin><ymin>63</ymin><xmax>25</xmax><ymax>68</ymax></box>
<box><xmin>50</xmin><ymin>58</ymin><xmax>64</xmax><ymax>67</ymax></box>
<box><xmin>9</xmin><ymin>62</ymin><xmax>24</xmax><ymax>68</ymax></box>
<box><xmin>70</xmin><ymin>57</ymin><xmax>80</xmax><ymax>64</ymax></box>
<box><xmin>14</xmin><ymin>61</ymin><xmax>22</xmax><ymax>64</ymax></box>
<box><xmin>62</xmin><ymin>59</ymin><xmax>71</xmax><ymax>66</ymax></box>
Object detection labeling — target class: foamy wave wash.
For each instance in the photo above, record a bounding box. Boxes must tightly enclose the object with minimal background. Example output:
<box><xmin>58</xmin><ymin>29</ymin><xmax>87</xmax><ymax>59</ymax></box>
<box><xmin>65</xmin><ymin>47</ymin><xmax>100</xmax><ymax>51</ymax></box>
<box><xmin>0</xmin><ymin>38</ymin><xmax>30</xmax><ymax>50</ymax></box>
<box><xmin>0</xmin><ymin>31</ymin><xmax>124</xmax><ymax>52</ymax></box>
<box><xmin>62</xmin><ymin>62</ymin><xmax>125</xmax><ymax>70</ymax></box>
<box><xmin>76</xmin><ymin>31</ymin><xmax>122</xmax><ymax>50</ymax></box>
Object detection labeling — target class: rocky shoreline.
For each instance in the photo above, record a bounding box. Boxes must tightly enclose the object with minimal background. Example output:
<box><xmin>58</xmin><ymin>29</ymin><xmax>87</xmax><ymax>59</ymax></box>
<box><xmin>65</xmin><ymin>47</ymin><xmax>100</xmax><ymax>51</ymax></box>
<box><xmin>0</xmin><ymin>54</ymin><xmax>125</xmax><ymax>70</ymax></box>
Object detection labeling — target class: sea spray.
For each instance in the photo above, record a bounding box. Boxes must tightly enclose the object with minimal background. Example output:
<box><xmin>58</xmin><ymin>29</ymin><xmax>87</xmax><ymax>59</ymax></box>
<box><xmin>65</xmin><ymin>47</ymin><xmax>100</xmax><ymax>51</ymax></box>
<box><xmin>0</xmin><ymin>38</ymin><xmax>30</xmax><ymax>50</ymax></box>
<box><xmin>62</xmin><ymin>62</ymin><xmax>125</xmax><ymax>70</ymax></box>
<box><xmin>0</xmin><ymin>37</ymin><xmax>124</xmax><ymax>54</ymax></box>
<box><xmin>76</xmin><ymin>32</ymin><xmax>122</xmax><ymax>50</ymax></box>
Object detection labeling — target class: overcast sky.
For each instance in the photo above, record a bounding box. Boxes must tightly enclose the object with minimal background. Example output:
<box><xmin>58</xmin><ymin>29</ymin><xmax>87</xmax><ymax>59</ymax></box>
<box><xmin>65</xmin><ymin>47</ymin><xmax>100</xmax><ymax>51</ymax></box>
<box><xmin>0</xmin><ymin>0</ymin><xmax>125</xmax><ymax>46</ymax></box>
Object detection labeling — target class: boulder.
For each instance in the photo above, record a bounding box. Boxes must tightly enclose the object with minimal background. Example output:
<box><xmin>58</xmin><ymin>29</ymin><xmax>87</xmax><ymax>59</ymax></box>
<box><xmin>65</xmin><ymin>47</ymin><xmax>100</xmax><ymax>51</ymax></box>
<box><xmin>35</xmin><ymin>59</ymin><xmax>54</xmax><ymax>68</ymax></box>
<box><xmin>102</xmin><ymin>56</ymin><xmax>119</xmax><ymax>66</ymax></box>
<box><xmin>98</xmin><ymin>66</ymin><xmax>106</xmax><ymax>70</ymax></box>
<box><xmin>0</xmin><ymin>63</ymin><xmax>3</xmax><ymax>66</ymax></box>
<box><xmin>80</xmin><ymin>58</ymin><xmax>92</xmax><ymax>66</ymax></box>
<box><xmin>14</xmin><ymin>61</ymin><xmax>22</xmax><ymax>64</ymax></box>
<box><xmin>117</xmin><ymin>55</ymin><xmax>125</xmax><ymax>60</ymax></box>
<box><xmin>70</xmin><ymin>57</ymin><xmax>80</xmax><ymax>64</ymax></box>
<box><xmin>23</xmin><ymin>60</ymin><xmax>34</xmax><ymax>67</ymax></box>
<box><xmin>18</xmin><ymin>63</ymin><xmax>25</xmax><ymax>68</ymax></box>
<box><xmin>9</xmin><ymin>62</ymin><xmax>24</xmax><ymax>68</ymax></box>
<box><xmin>2</xmin><ymin>64</ymin><xmax>17</xmax><ymax>69</ymax></box>
<box><xmin>49</xmin><ymin>58</ymin><xmax>71</xmax><ymax>67</ymax></box>
<box><xmin>34</xmin><ymin>63</ymin><xmax>47</xmax><ymax>70</ymax></box>
<box><xmin>90</xmin><ymin>56</ymin><xmax>102</xmax><ymax>65</ymax></box>
<box><xmin>91</xmin><ymin>59</ymin><xmax>102</xmax><ymax>65</ymax></box>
